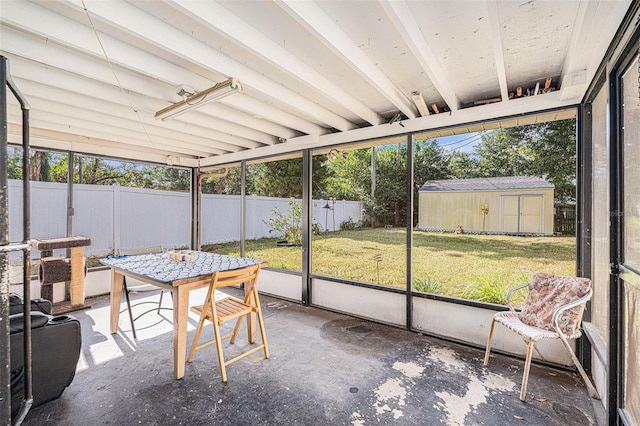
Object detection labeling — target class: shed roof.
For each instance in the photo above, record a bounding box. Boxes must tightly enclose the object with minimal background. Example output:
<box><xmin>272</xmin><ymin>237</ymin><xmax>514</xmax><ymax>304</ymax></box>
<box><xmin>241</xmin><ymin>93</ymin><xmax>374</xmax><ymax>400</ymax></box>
<box><xmin>419</xmin><ymin>176</ymin><xmax>554</xmax><ymax>192</ymax></box>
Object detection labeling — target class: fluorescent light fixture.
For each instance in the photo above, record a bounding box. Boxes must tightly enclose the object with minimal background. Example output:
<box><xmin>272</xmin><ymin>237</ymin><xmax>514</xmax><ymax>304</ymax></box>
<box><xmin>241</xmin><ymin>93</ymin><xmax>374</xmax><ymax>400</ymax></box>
<box><xmin>155</xmin><ymin>78</ymin><xmax>242</xmax><ymax>121</ymax></box>
<box><xmin>411</xmin><ymin>91</ymin><xmax>430</xmax><ymax>117</ymax></box>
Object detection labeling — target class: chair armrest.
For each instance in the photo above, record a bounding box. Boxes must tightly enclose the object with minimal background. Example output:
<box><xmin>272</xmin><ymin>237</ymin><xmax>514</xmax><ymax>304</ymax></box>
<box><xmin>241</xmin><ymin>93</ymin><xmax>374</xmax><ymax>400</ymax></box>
<box><xmin>551</xmin><ymin>288</ymin><xmax>592</xmax><ymax>334</ymax></box>
<box><xmin>505</xmin><ymin>282</ymin><xmax>529</xmax><ymax>311</ymax></box>
<box><xmin>9</xmin><ymin>312</ymin><xmax>50</xmax><ymax>334</ymax></box>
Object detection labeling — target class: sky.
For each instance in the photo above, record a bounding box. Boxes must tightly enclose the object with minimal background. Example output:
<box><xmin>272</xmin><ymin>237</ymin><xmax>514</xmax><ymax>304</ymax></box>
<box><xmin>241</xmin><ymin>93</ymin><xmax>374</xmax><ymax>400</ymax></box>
<box><xmin>434</xmin><ymin>132</ymin><xmax>484</xmax><ymax>155</ymax></box>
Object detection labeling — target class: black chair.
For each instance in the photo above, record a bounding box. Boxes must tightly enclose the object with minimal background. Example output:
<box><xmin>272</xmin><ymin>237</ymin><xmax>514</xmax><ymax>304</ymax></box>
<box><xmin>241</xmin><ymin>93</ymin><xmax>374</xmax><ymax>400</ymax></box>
<box><xmin>9</xmin><ymin>294</ymin><xmax>82</xmax><ymax>419</ymax></box>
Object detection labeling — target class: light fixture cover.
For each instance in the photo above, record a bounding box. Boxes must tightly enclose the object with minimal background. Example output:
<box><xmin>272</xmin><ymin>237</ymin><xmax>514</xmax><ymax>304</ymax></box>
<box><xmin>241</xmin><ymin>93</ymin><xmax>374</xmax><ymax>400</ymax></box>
<box><xmin>155</xmin><ymin>78</ymin><xmax>242</xmax><ymax>121</ymax></box>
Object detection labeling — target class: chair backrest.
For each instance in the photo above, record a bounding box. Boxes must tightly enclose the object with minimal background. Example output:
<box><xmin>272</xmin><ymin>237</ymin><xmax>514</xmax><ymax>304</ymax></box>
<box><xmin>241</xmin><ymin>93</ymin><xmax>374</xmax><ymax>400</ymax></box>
<box><xmin>518</xmin><ymin>273</ymin><xmax>591</xmax><ymax>338</ymax></box>
<box><xmin>212</xmin><ymin>264</ymin><xmax>261</xmax><ymax>296</ymax></box>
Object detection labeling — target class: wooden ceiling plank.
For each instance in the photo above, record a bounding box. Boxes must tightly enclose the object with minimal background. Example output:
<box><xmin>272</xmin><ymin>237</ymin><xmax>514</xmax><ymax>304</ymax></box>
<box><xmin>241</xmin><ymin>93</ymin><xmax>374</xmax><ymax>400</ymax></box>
<box><xmin>378</xmin><ymin>0</ymin><xmax>462</xmax><ymax>111</ymax></box>
<box><xmin>8</xmin><ymin>111</ymin><xmax>218</xmax><ymax>158</ymax></box>
<box><xmin>7</xmin><ymin>124</ymin><xmax>199</xmax><ymax>167</ymax></box>
<box><xmin>73</xmin><ymin>0</ymin><xmax>356</xmax><ymax>132</ymax></box>
<box><xmin>170</xmin><ymin>0</ymin><xmax>383</xmax><ymax>126</ymax></box>
<box><xmin>2</xmin><ymin>1</ymin><xmax>336</xmax><ymax>135</ymax></box>
<box><xmin>8</xmin><ymin>80</ymin><xmax>260</xmax><ymax>152</ymax></box>
<box><xmin>223</xmin><ymin>96</ymin><xmax>330</xmax><ymax>138</ymax></box>
<box><xmin>7</xmin><ymin>55</ymin><xmax>278</xmax><ymax>147</ymax></box>
<box><xmin>276</xmin><ymin>0</ymin><xmax>417</xmax><ymax>119</ymax></box>
<box><xmin>2</xmin><ymin>38</ymin><xmax>296</xmax><ymax>141</ymax></box>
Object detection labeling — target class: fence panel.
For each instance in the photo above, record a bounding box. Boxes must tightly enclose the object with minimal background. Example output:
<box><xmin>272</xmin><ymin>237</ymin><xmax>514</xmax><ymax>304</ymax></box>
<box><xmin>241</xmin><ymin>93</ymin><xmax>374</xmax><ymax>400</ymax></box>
<box><xmin>201</xmin><ymin>194</ymin><xmax>241</xmax><ymax>244</ymax></box>
<box><xmin>245</xmin><ymin>195</ymin><xmax>290</xmax><ymax>241</ymax></box>
<box><xmin>312</xmin><ymin>199</ymin><xmax>363</xmax><ymax>231</ymax></box>
<box><xmin>554</xmin><ymin>204</ymin><xmax>576</xmax><ymax>235</ymax></box>
<box><xmin>10</xmin><ymin>181</ymin><xmax>67</xmax><ymax>260</ymax></box>
<box><xmin>8</xmin><ymin>180</ymin><xmax>363</xmax><ymax>258</ymax></box>
<box><xmin>119</xmin><ymin>186</ymin><xmax>190</xmax><ymax>250</ymax></box>
<box><xmin>73</xmin><ymin>184</ymin><xmax>114</xmax><ymax>256</ymax></box>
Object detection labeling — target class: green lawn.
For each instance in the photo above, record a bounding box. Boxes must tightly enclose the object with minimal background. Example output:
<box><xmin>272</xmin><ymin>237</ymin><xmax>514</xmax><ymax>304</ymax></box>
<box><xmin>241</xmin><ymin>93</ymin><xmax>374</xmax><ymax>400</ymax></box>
<box><xmin>202</xmin><ymin>228</ymin><xmax>576</xmax><ymax>304</ymax></box>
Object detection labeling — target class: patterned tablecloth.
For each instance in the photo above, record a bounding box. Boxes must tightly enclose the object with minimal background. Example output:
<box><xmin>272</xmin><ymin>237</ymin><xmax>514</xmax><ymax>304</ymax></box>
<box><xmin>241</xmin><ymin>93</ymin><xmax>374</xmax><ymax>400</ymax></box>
<box><xmin>100</xmin><ymin>251</ymin><xmax>260</xmax><ymax>283</ymax></box>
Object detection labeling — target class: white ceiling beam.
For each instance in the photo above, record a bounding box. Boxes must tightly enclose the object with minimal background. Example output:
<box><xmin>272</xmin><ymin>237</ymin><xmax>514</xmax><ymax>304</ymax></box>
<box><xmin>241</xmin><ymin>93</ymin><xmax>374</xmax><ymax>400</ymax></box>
<box><xmin>8</xmin><ymin>110</ymin><xmax>216</xmax><ymax>158</ymax></box>
<box><xmin>58</xmin><ymin>0</ymin><xmax>355</xmax><ymax>132</ymax></box>
<box><xmin>377</xmin><ymin>0</ymin><xmax>462</xmax><ymax>111</ymax></box>
<box><xmin>0</xmin><ymin>2</ymin><xmax>221</xmax><ymax>86</ymax></box>
<box><xmin>7</xmin><ymin>124</ymin><xmax>198</xmax><ymax>167</ymax></box>
<box><xmin>10</xmin><ymin>76</ymin><xmax>263</xmax><ymax>151</ymax></box>
<box><xmin>168</xmin><ymin>0</ymin><xmax>383</xmax><ymax>127</ymax></box>
<box><xmin>222</xmin><ymin>96</ymin><xmax>329</xmax><ymax>139</ymax></box>
<box><xmin>7</xmin><ymin>56</ymin><xmax>277</xmax><ymax>147</ymax></box>
<box><xmin>484</xmin><ymin>0</ymin><xmax>509</xmax><ymax>102</ymax></box>
<box><xmin>200</xmin><ymin>92</ymin><xmax>577</xmax><ymax>166</ymax></box>
<box><xmin>6</xmin><ymin>97</ymin><xmax>226</xmax><ymax>157</ymax></box>
<box><xmin>559</xmin><ymin>0</ymin><xmax>599</xmax><ymax>101</ymax></box>
<box><xmin>1</xmin><ymin>24</ymin><xmax>296</xmax><ymax>142</ymax></box>
<box><xmin>276</xmin><ymin>0</ymin><xmax>417</xmax><ymax>119</ymax></box>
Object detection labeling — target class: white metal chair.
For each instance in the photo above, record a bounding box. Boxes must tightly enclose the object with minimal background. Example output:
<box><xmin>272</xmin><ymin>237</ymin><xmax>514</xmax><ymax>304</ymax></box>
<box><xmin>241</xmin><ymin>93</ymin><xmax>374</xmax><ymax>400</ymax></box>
<box><xmin>483</xmin><ymin>273</ymin><xmax>600</xmax><ymax>401</ymax></box>
<box><xmin>188</xmin><ymin>264</ymin><xmax>269</xmax><ymax>382</ymax></box>
<box><xmin>119</xmin><ymin>246</ymin><xmax>171</xmax><ymax>339</ymax></box>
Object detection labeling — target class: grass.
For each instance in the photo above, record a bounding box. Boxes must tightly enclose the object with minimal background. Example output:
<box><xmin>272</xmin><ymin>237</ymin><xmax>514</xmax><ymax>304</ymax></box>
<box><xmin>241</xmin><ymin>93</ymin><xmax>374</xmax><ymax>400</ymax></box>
<box><xmin>202</xmin><ymin>228</ymin><xmax>576</xmax><ymax>304</ymax></box>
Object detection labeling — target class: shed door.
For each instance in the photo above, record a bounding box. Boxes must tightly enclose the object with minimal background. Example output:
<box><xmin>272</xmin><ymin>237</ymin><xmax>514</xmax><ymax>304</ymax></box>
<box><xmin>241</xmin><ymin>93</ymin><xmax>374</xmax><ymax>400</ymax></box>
<box><xmin>501</xmin><ymin>195</ymin><xmax>543</xmax><ymax>233</ymax></box>
<box><xmin>501</xmin><ymin>196</ymin><xmax>519</xmax><ymax>232</ymax></box>
<box><xmin>520</xmin><ymin>195</ymin><xmax>543</xmax><ymax>233</ymax></box>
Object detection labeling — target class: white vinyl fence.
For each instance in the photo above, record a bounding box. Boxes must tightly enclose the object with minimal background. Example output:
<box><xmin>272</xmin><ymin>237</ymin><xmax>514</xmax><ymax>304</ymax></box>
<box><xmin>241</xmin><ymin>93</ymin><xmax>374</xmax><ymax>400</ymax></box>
<box><xmin>7</xmin><ymin>180</ymin><xmax>362</xmax><ymax>260</ymax></box>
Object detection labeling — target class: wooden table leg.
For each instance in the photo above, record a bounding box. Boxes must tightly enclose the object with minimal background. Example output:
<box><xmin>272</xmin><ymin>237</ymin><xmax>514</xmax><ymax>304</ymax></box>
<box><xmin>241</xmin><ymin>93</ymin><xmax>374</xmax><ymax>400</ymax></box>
<box><xmin>173</xmin><ymin>285</ymin><xmax>189</xmax><ymax>379</ymax></box>
<box><xmin>110</xmin><ymin>270</ymin><xmax>124</xmax><ymax>334</ymax></box>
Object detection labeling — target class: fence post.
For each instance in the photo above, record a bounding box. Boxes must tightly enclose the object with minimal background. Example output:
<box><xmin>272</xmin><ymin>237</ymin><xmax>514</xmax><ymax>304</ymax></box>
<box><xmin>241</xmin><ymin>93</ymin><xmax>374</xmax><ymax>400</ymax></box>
<box><xmin>112</xmin><ymin>183</ymin><xmax>120</xmax><ymax>255</ymax></box>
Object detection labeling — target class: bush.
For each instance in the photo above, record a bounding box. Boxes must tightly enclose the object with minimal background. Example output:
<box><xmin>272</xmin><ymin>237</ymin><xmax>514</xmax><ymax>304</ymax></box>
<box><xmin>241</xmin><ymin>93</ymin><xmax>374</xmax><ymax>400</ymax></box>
<box><xmin>340</xmin><ymin>217</ymin><xmax>357</xmax><ymax>230</ymax></box>
<box><xmin>413</xmin><ymin>276</ymin><xmax>443</xmax><ymax>294</ymax></box>
<box><xmin>462</xmin><ymin>271</ymin><xmax>528</xmax><ymax>305</ymax></box>
<box><xmin>263</xmin><ymin>199</ymin><xmax>302</xmax><ymax>244</ymax></box>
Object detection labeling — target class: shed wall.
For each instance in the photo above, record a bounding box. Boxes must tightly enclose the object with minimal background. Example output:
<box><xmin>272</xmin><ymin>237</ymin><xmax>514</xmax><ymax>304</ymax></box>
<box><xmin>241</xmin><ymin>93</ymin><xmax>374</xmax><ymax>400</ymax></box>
<box><xmin>418</xmin><ymin>188</ymin><xmax>554</xmax><ymax>234</ymax></box>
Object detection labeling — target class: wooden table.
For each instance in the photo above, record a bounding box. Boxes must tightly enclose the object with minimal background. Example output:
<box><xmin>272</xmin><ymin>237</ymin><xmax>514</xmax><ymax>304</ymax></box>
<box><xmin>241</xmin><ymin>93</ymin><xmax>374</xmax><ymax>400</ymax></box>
<box><xmin>101</xmin><ymin>252</ymin><xmax>264</xmax><ymax>379</ymax></box>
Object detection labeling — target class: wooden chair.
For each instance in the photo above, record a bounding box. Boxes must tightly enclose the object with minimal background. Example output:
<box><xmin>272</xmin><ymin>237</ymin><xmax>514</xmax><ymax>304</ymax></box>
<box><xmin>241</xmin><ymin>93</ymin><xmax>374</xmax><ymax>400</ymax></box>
<box><xmin>188</xmin><ymin>264</ymin><xmax>269</xmax><ymax>382</ymax></box>
<box><xmin>483</xmin><ymin>273</ymin><xmax>599</xmax><ymax>401</ymax></box>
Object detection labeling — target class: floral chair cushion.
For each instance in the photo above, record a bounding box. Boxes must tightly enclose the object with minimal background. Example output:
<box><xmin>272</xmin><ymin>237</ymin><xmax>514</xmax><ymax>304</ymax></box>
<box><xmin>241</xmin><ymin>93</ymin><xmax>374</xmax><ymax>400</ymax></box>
<box><xmin>518</xmin><ymin>273</ymin><xmax>591</xmax><ymax>338</ymax></box>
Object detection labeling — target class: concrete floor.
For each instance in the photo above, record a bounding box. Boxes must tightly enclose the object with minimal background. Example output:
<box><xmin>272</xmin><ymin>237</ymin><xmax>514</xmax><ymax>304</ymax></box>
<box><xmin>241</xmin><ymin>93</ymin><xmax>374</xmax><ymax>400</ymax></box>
<box><xmin>21</xmin><ymin>289</ymin><xmax>599</xmax><ymax>425</ymax></box>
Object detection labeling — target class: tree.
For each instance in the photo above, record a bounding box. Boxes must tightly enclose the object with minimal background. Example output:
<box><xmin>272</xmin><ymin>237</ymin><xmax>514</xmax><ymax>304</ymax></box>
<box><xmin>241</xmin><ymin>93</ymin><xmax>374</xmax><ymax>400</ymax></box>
<box><xmin>6</xmin><ymin>147</ymin><xmax>23</xmax><ymax>179</ymax></box>
<box><xmin>147</xmin><ymin>167</ymin><xmax>190</xmax><ymax>191</ymax></box>
<box><xmin>473</xmin><ymin>130</ymin><xmax>528</xmax><ymax>178</ymax></box>
<box><xmin>363</xmin><ymin>145</ymin><xmax>405</xmax><ymax>226</ymax></box>
<box><xmin>247</xmin><ymin>157</ymin><xmax>329</xmax><ymax>199</ymax></box>
<box><xmin>30</xmin><ymin>150</ymin><xmax>51</xmax><ymax>181</ymax></box>
<box><xmin>469</xmin><ymin>119</ymin><xmax>576</xmax><ymax>202</ymax></box>
<box><xmin>413</xmin><ymin>139</ymin><xmax>452</xmax><ymax>188</ymax></box>
<box><xmin>323</xmin><ymin>148</ymin><xmax>371</xmax><ymax>201</ymax></box>
<box><xmin>448</xmin><ymin>151</ymin><xmax>480</xmax><ymax>179</ymax></box>
<box><xmin>511</xmin><ymin>120</ymin><xmax>577</xmax><ymax>202</ymax></box>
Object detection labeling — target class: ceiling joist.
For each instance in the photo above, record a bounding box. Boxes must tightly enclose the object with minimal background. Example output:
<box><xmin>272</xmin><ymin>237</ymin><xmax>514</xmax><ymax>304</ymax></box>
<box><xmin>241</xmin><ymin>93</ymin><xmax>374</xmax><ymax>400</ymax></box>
<box><xmin>276</xmin><ymin>0</ymin><xmax>418</xmax><ymax>119</ymax></box>
<box><xmin>169</xmin><ymin>0</ymin><xmax>383</xmax><ymax>127</ymax></box>
<box><xmin>378</xmin><ymin>0</ymin><xmax>462</xmax><ymax>111</ymax></box>
<box><xmin>0</xmin><ymin>0</ymin><xmax>632</xmax><ymax>166</ymax></box>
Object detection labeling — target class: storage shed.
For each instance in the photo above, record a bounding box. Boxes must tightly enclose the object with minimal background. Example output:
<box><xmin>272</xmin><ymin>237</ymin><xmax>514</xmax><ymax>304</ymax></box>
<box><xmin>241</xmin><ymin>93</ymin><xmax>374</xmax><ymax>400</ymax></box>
<box><xmin>418</xmin><ymin>176</ymin><xmax>555</xmax><ymax>235</ymax></box>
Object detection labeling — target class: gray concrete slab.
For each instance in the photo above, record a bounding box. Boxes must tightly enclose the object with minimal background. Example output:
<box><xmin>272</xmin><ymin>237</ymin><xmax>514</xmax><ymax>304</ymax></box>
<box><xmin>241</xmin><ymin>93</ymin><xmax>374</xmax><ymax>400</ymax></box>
<box><xmin>21</xmin><ymin>290</ymin><xmax>598</xmax><ymax>425</ymax></box>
